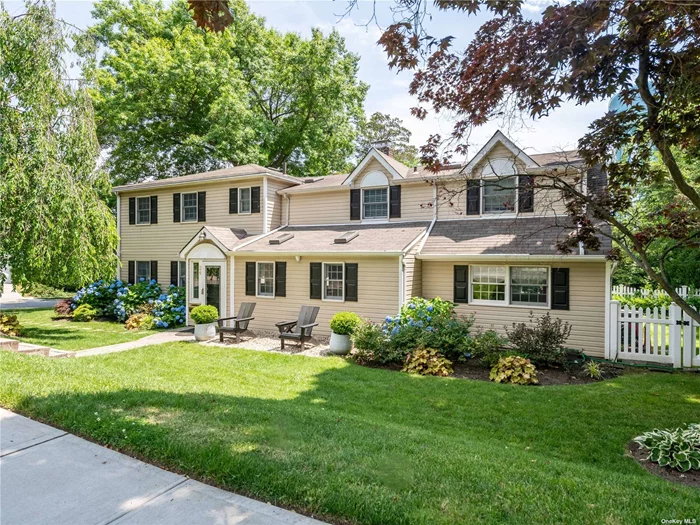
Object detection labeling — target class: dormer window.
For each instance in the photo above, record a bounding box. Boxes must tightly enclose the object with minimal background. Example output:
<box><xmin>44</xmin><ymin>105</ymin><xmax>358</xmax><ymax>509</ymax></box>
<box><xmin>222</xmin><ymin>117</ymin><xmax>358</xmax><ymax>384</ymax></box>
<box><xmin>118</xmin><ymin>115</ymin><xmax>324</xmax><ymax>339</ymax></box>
<box><xmin>360</xmin><ymin>170</ymin><xmax>390</xmax><ymax>221</ymax></box>
<box><xmin>480</xmin><ymin>158</ymin><xmax>519</xmax><ymax>215</ymax></box>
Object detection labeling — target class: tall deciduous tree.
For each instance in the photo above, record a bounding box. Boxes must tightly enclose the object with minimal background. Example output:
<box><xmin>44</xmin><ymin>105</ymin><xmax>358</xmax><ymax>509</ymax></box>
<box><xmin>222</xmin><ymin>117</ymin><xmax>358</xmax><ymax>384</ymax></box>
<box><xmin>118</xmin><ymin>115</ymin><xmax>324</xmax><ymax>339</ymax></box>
<box><xmin>88</xmin><ymin>0</ymin><xmax>367</xmax><ymax>184</ymax></box>
<box><xmin>360</xmin><ymin>0</ymin><xmax>700</xmax><ymax>321</ymax></box>
<box><xmin>0</xmin><ymin>1</ymin><xmax>118</xmax><ymax>289</ymax></box>
<box><xmin>355</xmin><ymin>112</ymin><xmax>419</xmax><ymax>166</ymax></box>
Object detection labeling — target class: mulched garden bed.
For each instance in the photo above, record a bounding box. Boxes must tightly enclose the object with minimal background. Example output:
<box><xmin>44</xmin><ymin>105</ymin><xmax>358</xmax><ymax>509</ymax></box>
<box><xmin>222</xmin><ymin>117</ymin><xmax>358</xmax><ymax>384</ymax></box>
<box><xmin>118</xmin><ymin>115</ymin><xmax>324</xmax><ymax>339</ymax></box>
<box><xmin>360</xmin><ymin>360</ymin><xmax>622</xmax><ymax>386</ymax></box>
<box><xmin>628</xmin><ymin>441</ymin><xmax>700</xmax><ymax>489</ymax></box>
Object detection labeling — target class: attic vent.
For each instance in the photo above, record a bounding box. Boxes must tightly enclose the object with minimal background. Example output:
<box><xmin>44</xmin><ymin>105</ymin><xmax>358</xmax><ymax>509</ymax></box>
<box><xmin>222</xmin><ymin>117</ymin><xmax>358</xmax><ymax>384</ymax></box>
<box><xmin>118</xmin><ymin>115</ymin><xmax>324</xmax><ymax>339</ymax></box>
<box><xmin>334</xmin><ymin>231</ymin><xmax>359</xmax><ymax>244</ymax></box>
<box><xmin>269</xmin><ymin>233</ymin><xmax>294</xmax><ymax>245</ymax></box>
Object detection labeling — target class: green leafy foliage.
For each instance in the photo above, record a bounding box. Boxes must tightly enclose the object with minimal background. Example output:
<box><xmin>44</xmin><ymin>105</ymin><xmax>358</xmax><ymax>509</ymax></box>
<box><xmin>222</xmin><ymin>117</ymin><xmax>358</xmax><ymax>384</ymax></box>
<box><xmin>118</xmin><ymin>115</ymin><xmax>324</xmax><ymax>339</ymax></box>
<box><xmin>0</xmin><ymin>314</ymin><xmax>22</xmax><ymax>337</ymax></box>
<box><xmin>466</xmin><ymin>329</ymin><xmax>510</xmax><ymax>368</ymax></box>
<box><xmin>330</xmin><ymin>312</ymin><xmax>360</xmax><ymax>335</ymax></box>
<box><xmin>350</xmin><ymin>319</ymin><xmax>397</xmax><ymax>364</ymax></box>
<box><xmin>634</xmin><ymin>424</ymin><xmax>700</xmax><ymax>472</ymax></box>
<box><xmin>505</xmin><ymin>312</ymin><xmax>572</xmax><ymax>368</ymax></box>
<box><xmin>190</xmin><ymin>305</ymin><xmax>218</xmax><ymax>324</ymax></box>
<box><xmin>0</xmin><ymin>0</ymin><xmax>118</xmax><ymax>289</ymax></box>
<box><xmin>613</xmin><ymin>292</ymin><xmax>700</xmax><ymax>312</ymax></box>
<box><xmin>18</xmin><ymin>283</ymin><xmax>73</xmax><ymax>299</ymax></box>
<box><xmin>72</xmin><ymin>304</ymin><xmax>98</xmax><ymax>322</ymax></box>
<box><xmin>355</xmin><ymin>112</ymin><xmax>419</xmax><ymax>166</ymax></box>
<box><xmin>490</xmin><ymin>356</ymin><xmax>539</xmax><ymax>385</ymax></box>
<box><xmin>584</xmin><ymin>361</ymin><xmax>603</xmax><ymax>380</ymax></box>
<box><xmin>402</xmin><ymin>346</ymin><xmax>453</xmax><ymax>377</ymax></box>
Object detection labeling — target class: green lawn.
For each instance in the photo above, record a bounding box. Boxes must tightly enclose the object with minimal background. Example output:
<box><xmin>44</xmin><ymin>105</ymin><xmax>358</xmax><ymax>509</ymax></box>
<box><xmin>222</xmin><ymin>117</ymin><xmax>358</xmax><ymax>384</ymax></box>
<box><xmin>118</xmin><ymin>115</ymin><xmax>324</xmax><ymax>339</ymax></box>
<box><xmin>2</xmin><ymin>308</ymin><xmax>156</xmax><ymax>351</ymax></box>
<box><xmin>1</xmin><ymin>344</ymin><xmax>698</xmax><ymax>524</ymax></box>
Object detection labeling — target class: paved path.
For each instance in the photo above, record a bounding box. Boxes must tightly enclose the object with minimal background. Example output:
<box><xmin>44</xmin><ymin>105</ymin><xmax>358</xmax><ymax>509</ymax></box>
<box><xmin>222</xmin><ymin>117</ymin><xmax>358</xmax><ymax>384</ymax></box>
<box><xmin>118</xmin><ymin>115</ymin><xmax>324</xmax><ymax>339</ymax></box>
<box><xmin>76</xmin><ymin>329</ymin><xmax>195</xmax><ymax>357</ymax></box>
<box><xmin>0</xmin><ymin>408</ymin><xmax>327</xmax><ymax>525</ymax></box>
<box><xmin>0</xmin><ymin>284</ymin><xmax>59</xmax><ymax>310</ymax></box>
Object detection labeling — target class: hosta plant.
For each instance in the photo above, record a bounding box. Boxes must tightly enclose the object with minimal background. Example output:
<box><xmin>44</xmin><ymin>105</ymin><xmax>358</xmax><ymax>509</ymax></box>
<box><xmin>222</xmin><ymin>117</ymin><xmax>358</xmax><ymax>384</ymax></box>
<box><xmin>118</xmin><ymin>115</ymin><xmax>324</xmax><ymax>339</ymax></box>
<box><xmin>402</xmin><ymin>347</ymin><xmax>453</xmax><ymax>377</ymax></box>
<box><xmin>490</xmin><ymin>355</ymin><xmax>539</xmax><ymax>385</ymax></box>
<box><xmin>0</xmin><ymin>313</ymin><xmax>22</xmax><ymax>337</ymax></box>
<box><xmin>634</xmin><ymin>423</ymin><xmax>700</xmax><ymax>472</ymax></box>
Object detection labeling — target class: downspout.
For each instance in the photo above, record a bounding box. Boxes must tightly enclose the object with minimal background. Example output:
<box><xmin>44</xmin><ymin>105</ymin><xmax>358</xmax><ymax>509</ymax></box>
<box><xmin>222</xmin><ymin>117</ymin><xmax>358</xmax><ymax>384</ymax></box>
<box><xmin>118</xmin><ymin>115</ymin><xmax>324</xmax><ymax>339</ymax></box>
<box><xmin>398</xmin><ymin>254</ymin><xmax>405</xmax><ymax>311</ymax></box>
<box><xmin>263</xmin><ymin>177</ymin><xmax>269</xmax><ymax>233</ymax></box>
<box><xmin>284</xmin><ymin>194</ymin><xmax>290</xmax><ymax>226</ymax></box>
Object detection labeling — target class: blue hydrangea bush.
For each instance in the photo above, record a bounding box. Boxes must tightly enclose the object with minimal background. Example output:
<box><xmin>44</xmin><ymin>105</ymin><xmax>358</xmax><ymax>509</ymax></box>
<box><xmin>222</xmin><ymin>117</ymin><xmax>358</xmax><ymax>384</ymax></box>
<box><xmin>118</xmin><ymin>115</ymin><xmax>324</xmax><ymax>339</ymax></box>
<box><xmin>73</xmin><ymin>279</ymin><xmax>185</xmax><ymax>329</ymax></box>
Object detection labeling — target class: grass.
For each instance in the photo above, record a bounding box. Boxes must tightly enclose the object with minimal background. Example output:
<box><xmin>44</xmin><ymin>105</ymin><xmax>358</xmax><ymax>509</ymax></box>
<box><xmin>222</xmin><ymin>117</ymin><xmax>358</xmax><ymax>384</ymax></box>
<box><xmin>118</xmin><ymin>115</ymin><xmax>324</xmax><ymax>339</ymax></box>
<box><xmin>2</xmin><ymin>308</ymin><xmax>157</xmax><ymax>351</ymax></box>
<box><xmin>1</xmin><ymin>344</ymin><xmax>698</xmax><ymax>524</ymax></box>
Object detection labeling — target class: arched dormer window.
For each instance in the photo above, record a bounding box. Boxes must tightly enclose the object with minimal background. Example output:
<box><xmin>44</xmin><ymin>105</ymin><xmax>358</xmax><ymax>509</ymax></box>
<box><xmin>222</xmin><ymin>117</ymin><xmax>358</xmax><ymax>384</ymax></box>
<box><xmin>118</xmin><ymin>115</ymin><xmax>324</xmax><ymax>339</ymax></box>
<box><xmin>360</xmin><ymin>170</ymin><xmax>389</xmax><ymax>220</ymax></box>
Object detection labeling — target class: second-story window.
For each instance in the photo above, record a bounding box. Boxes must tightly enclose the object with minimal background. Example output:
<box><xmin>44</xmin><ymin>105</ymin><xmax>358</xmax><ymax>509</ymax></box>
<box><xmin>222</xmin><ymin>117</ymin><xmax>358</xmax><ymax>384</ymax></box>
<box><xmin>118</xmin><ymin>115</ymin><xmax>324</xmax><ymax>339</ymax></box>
<box><xmin>136</xmin><ymin>197</ymin><xmax>151</xmax><ymax>224</ymax></box>
<box><xmin>482</xmin><ymin>177</ymin><xmax>516</xmax><ymax>213</ymax></box>
<box><xmin>239</xmin><ymin>187</ymin><xmax>251</xmax><ymax>214</ymax></box>
<box><xmin>182</xmin><ymin>192</ymin><xmax>198</xmax><ymax>222</ymax></box>
<box><xmin>362</xmin><ymin>188</ymin><xmax>388</xmax><ymax>219</ymax></box>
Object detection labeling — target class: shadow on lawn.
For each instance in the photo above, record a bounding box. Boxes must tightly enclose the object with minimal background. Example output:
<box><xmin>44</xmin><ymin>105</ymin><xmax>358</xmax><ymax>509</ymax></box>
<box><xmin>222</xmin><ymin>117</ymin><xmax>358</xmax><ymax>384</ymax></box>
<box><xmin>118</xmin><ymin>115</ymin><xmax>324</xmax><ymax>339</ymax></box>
<box><xmin>18</xmin><ymin>326</ymin><xmax>85</xmax><ymax>346</ymax></box>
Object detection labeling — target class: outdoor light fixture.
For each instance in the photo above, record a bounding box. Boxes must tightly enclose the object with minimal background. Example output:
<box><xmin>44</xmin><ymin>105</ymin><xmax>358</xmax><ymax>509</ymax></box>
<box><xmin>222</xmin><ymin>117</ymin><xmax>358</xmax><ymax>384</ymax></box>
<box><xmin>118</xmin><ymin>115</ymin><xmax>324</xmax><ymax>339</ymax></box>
<box><xmin>199</xmin><ymin>231</ymin><xmax>206</xmax><ymax>241</ymax></box>
<box><xmin>295</xmin><ymin>255</ymin><xmax>301</xmax><ymax>262</ymax></box>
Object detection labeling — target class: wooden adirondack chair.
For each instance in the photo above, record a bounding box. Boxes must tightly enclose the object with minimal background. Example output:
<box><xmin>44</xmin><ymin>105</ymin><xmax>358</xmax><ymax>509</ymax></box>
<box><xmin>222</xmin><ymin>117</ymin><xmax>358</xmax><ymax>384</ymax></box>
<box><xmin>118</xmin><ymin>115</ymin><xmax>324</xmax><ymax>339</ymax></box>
<box><xmin>217</xmin><ymin>302</ymin><xmax>256</xmax><ymax>343</ymax></box>
<box><xmin>276</xmin><ymin>305</ymin><xmax>320</xmax><ymax>351</ymax></box>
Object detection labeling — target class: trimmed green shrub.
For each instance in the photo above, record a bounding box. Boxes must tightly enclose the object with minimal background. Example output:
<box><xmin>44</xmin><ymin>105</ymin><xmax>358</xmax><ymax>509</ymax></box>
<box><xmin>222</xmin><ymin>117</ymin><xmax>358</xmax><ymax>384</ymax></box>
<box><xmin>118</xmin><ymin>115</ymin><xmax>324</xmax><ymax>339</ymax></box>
<box><xmin>490</xmin><ymin>355</ymin><xmax>539</xmax><ymax>385</ymax></box>
<box><xmin>403</xmin><ymin>347</ymin><xmax>453</xmax><ymax>377</ymax></box>
<box><xmin>0</xmin><ymin>313</ymin><xmax>22</xmax><ymax>336</ymax></box>
<box><xmin>634</xmin><ymin>424</ymin><xmax>700</xmax><ymax>472</ymax></box>
<box><xmin>505</xmin><ymin>312</ymin><xmax>571</xmax><ymax>367</ymax></box>
<box><xmin>466</xmin><ymin>329</ymin><xmax>510</xmax><ymax>367</ymax></box>
<box><xmin>191</xmin><ymin>305</ymin><xmax>218</xmax><ymax>324</ymax></box>
<box><xmin>351</xmin><ymin>319</ymin><xmax>395</xmax><ymax>364</ymax></box>
<box><xmin>72</xmin><ymin>304</ymin><xmax>98</xmax><ymax>322</ymax></box>
<box><xmin>330</xmin><ymin>312</ymin><xmax>360</xmax><ymax>335</ymax></box>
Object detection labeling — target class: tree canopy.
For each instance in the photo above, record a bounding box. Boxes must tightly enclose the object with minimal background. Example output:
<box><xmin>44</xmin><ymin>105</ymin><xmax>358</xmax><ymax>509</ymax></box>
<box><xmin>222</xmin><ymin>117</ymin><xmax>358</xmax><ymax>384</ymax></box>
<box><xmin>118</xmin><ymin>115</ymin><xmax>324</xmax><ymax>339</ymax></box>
<box><xmin>88</xmin><ymin>0</ymin><xmax>367</xmax><ymax>184</ymax></box>
<box><xmin>355</xmin><ymin>112</ymin><xmax>419</xmax><ymax>166</ymax></box>
<box><xmin>0</xmin><ymin>1</ymin><xmax>118</xmax><ymax>289</ymax></box>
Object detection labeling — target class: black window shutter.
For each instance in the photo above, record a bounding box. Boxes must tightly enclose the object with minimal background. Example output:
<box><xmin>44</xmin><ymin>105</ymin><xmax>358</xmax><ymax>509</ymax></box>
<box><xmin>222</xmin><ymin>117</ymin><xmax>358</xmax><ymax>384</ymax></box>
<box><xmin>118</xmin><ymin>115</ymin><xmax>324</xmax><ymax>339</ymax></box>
<box><xmin>128</xmin><ymin>261</ymin><xmax>135</xmax><ymax>284</ymax></box>
<box><xmin>245</xmin><ymin>262</ymin><xmax>256</xmax><ymax>296</ymax></box>
<box><xmin>350</xmin><ymin>189</ymin><xmax>361</xmax><ymax>220</ymax></box>
<box><xmin>251</xmin><ymin>186</ymin><xmax>261</xmax><ymax>213</ymax></box>
<box><xmin>275</xmin><ymin>262</ymin><xmax>286</xmax><ymax>297</ymax></box>
<box><xmin>551</xmin><ymin>268</ymin><xmax>570</xmax><ymax>310</ymax></box>
<box><xmin>173</xmin><ymin>193</ymin><xmax>181</xmax><ymax>223</ymax></box>
<box><xmin>150</xmin><ymin>195</ymin><xmax>158</xmax><ymax>224</ymax></box>
<box><xmin>197</xmin><ymin>192</ymin><xmax>206</xmax><ymax>222</ymax></box>
<box><xmin>389</xmin><ymin>185</ymin><xmax>401</xmax><ymax>218</ymax></box>
<box><xmin>150</xmin><ymin>261</ymin><xmax>158</xmax><ymax>283</ymax></box>
<box><xmin>229</xmin><ymin>188</ymin><xmax>238</xmax><ymax>214</ymax></box>
<box><xmin>128</xmin><ymin>198</ymin><xmax>136</xmax><ymax>225</ymax></box>
<box><xmin>310</xmin><ymin>262</ymin><xmax>322</xmax><ymax>299</ymax></box>
<box><xmin>345</xmin><ymin>263</ymin><xmax>358</xmax><ymax>301</ymax></box>
<box><xmin>170</xmin><ymin>261</ymin><xmax>178</xmax><ymax>286</ymax></box>
<box><xmin>454</xmin><ymin>265</ymin><xmax>469</xmax><ymax>303</ymax></box>
<box><xmin>518</xmin><ymin>175</ymin><xmax>534</xmax><ymax>213</ymax></box>
<box><xmin>467</xmin><ymin>180</ymin><xmax>480</xmax><ymax>215</ymax></box>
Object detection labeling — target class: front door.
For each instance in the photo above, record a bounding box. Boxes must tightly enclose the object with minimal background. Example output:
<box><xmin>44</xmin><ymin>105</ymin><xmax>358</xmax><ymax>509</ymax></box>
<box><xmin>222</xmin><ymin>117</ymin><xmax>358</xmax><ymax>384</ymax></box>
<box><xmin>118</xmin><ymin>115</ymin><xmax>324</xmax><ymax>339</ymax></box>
<box><xmin>205</xmin><ymin>265</ymin><xmax>222</xmax><ymax>315</ymax></box>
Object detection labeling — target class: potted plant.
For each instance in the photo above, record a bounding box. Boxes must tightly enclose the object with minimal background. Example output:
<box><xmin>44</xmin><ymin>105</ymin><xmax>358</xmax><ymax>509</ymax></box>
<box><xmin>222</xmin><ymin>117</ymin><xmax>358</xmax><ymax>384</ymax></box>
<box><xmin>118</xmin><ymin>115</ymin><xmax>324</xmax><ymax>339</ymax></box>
<box><xmin>329</xmin><ymin>312</ymin><xmax>359</xmax><ymax>355</ymax></box>
<box><xmin>191</xmin><ymin>305</ymin><xmax>219</xmax><ymax>341</ymax></box>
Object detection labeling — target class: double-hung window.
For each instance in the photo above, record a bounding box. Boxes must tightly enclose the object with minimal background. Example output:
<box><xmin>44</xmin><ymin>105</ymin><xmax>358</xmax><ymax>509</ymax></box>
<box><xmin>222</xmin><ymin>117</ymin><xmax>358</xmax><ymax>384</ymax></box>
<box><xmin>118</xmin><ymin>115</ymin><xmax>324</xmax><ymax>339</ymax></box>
<box><xmin>362</xmin><ymin>188</ymin><xmax>388</xmax><ymax>220</ymax></box>
<box><xmin>482</xmin><ymin>176</ymin><xmax>516</xmax><ymax>214</ymax></box>
<box><xmin>471</xmin><ymin>266</ymin><xmax>507</xmax><ymax>303</ymax></box>
<box><xmin>182</xmin><ymin>192</ymin><xmax>198</xmax><ymax>222</ymax></box>
<box><xmin>469</xmin><ymin>265</ymin><xmax>549</xmax><ymax>307</ymax></box>
<box><xmin>510</xmin><ymin>267</ymin><xmax>548</xmax><ymax>307</ymax></box>
<box><xmin>256</xmin><ymin>262</ymin><xmax>274</xmax><ymax>297</ymax></box>
<box><xmin>136</xmin><ymin>197</ymin><xmax>151</xmax><ymax>224</ymax></box>
<box><xmin>239</xmin><ymin>187</ymin><xmax>252</xmax><ymax>214</ymax></box>
<box><xmin>323</xmin><ymin>263</ymin><xmax>344</xmax><ymax>301</ymax></box>
<box><xmin>136</xmin><ymin>261</ymin><xmax>151</xmax><ymax>282</ymax></box>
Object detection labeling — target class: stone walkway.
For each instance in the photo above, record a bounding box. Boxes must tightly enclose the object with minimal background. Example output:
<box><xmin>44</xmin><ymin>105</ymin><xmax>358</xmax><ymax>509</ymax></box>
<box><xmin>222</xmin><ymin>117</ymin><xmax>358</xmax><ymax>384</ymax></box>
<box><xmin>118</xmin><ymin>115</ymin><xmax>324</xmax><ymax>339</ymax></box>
<box><xmin>76</xmin><ymin>329</ymin><xmax>195</xmax><ymax>357</ymax></box>
<box><xmin>0</xmin><ymin>408</ymin><xmax>327</xmax><ymax>525</ymax></box>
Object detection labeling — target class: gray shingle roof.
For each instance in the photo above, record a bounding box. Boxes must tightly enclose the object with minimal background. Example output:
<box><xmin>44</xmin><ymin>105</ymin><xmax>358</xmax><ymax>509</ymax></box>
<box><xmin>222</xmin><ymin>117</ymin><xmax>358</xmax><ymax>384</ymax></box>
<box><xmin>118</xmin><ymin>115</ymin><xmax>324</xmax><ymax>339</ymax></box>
<box><xmin>237</xmin><ymin>222</ymin><xmax>430</xmax><ymax>254</ymax></box>
<box><xmin>421</xmin><ymin>218</ymin><xmax>611</xmax><ymax>256</ymax></box>
<box><xmin>202</xmin><ymin>227</ymin><xmax>249</xmax><ymax>251</ymax></box>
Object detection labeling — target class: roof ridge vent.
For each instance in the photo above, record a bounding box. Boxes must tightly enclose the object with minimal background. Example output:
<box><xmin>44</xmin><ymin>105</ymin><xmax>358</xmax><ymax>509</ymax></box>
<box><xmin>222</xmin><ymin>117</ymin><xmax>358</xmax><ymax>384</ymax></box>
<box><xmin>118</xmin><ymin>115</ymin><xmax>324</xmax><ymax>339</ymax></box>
<box><xmin>334</xmin><ymin>231</ymin><xmax>359</xmax><ymax>244</ymax></box>
<box><xmin>269</xmin><ymin>233</ymin><xmax>294</xmax><ymax>245</ymax></box>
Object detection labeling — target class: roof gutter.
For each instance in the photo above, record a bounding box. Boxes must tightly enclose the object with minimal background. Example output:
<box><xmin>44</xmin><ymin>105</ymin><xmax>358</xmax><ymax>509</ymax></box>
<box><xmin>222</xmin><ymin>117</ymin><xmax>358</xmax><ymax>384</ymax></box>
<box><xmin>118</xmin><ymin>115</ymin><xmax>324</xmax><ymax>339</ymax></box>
<box><xmin>113</xmin><ymin>171</ymin><xmax>301</xmax><ymax>193</ymax></box>
<box><xmin>416</xmin><ymin>254</ymin><xmax>607</xmax><ymax>262</ymax></box>
<box><xmin>234</xmin><ymin>250</ymin><xmax>404</xmax><ymax>257</ymax></box>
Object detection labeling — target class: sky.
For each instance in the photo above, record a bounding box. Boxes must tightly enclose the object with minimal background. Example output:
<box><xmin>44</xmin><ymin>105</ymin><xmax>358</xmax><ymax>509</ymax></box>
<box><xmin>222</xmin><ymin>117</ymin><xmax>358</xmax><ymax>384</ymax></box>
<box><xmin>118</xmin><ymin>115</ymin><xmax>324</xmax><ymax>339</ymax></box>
<box><xmin>5</xmin><ymin>0</ymin><xmax>609</xmax><ymax>162</ymax></box>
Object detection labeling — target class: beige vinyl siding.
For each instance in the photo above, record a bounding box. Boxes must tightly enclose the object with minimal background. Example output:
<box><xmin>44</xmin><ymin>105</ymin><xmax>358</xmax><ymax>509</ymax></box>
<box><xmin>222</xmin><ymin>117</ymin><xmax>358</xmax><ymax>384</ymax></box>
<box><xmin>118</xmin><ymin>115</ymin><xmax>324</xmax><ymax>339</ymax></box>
<box><xmin>399</xmin><ymin>183</ymin><xmax>434</xmax><ymax>221</ymax></box>
<box><xmin>287</xmin><ymin>190</ymin><xmax>350</xmax><ymax>225</ymax></box>
<box><xmin>266</xmin><ymin>179</ymin><xmax>286</xmax><ymax>231</ymax></box>
<box><xmin>119</xmin><ymin>178</ymin><xmax>266</xmax><ymax>288</ymax></box>
<box><xmin>421</xmin><ymin>260</ymin><xmax>607</xmax><ymax>357</ymax></box>
<box><xmin>404</xmin><ymin>254</ymin><xmax>422</xmax><ymax>301</ymax></box>
<box><xmin>351</xmin><ymin>158</ymin><xmax>391</xmax><ymax>188</ymax></box>
<box><xmin>233</xmin><ymin>255</ymin><xmax>400</xmax><ymax>337</ymax></box>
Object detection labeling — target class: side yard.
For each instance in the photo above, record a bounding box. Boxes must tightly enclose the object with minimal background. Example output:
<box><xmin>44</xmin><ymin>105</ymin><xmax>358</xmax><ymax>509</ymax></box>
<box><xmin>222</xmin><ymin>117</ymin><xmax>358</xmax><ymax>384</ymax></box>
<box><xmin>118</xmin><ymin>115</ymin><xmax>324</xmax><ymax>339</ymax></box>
<box><xmin>1</xmin><ymin>344</ymin><xmax>698</xmax><ymax>525</ymax></box>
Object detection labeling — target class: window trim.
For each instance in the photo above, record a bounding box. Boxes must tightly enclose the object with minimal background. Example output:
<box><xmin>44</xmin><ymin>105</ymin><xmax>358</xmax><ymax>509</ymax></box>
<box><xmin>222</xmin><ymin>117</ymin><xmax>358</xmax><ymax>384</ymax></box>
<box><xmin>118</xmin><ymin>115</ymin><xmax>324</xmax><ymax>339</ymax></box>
<box><xmin>255</xmin><ymin>261</ymin><xmax>275</xmax><ymax>298</ymax></box>
<box><xmin>181</xmin><ymin>192</ymin><xmax>198</xmax><ymax>222</ymax></box>
<box><xmin>361</xmin><ymin>186</ymin><xmax>389</xmax><ymax>221</ymax></box>
<box><xmin>135</xmin><ymin>260</ymin><xmax>151</xmax><ymax>282</ymax></box>
<box><xmin>480</xmin><ymin>175</ymin><xmax>518</xmax><ymax>216</ymax></box>
<box><xmin>469</xmin><ymin>265</ymin><xmax>551</xmax><ymax>309</ymax></box>
<box><xmin>322</xmin><ymin>262</ymin><xmax>345</xmax><ymax>302</ymax></box>
<box><xmin>238</xmin><ymin>187</ymin><xmax>252</xmax><ymax>215</ymax></box>
<box><xmin>136</xmin><ymin>197</ymin><xmax>151</xmax><ymax>225</ymax></box>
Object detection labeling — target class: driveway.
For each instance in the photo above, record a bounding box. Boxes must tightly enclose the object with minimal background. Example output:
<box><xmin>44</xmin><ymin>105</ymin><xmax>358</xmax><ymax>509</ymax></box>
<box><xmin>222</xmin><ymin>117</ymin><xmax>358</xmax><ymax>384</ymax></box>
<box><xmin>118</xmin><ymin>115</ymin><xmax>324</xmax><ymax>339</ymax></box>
<box><xmin>0</xmin><ymin>408</ymin><xmax>327</xmax><ymax>525</ymax></box>
<box><xmin>0</xmin><ymin>283</ymin><xmax>59</xmax><ymax>310</ymax></box>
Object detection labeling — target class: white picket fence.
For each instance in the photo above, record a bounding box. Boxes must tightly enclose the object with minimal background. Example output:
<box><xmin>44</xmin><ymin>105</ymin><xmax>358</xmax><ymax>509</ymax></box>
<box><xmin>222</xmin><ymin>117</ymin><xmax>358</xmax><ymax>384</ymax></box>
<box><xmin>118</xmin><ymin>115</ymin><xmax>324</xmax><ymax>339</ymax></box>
<box><xmin>612</xmin><ymin>285</ymin><xmax>700</xmax><ymax>299</ymax></box>
<box><xmin>608</xmin><ymin>301</ymin><xmax>700</xmax><ymax>368</ymax></box>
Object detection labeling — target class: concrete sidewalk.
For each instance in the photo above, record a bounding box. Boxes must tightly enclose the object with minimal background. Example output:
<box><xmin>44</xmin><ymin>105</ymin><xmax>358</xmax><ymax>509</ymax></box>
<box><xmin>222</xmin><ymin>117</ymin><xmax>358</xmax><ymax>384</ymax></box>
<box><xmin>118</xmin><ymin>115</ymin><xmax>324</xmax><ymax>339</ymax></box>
<box><xmin>0</xmin><ymin>409</ymin><xmax>327</xmax><ymax>525</ymax></box>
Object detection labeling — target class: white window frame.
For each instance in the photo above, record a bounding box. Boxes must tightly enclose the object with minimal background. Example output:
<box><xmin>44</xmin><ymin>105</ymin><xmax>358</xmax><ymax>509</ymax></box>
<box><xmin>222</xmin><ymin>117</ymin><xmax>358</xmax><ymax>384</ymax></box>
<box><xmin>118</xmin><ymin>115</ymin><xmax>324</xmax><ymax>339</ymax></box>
<box><xmin>238</xmin><ymin>187</ymin><xmax>252</xmax><ymax>215</ymax></box>
<box><xmin>361</xmin><ymin>186</ymin><xmax>389</xmax><ymax>221</ymax></box>
<box><xmin>181</xmin><ymin>192</ymin><xmax>198</xmax><ymax>222</ymax></box>
<box><xmin>136</xmin><ymin>261</ymin><xmax>151</xmax><ymax>282</ymax></box>
<box><xmin>256</xmin><ymin>261</ymin><xmax>275</xmax><ymax>298</ymax></box>
<box><xmin>322</xmin><ymin>262</ymin><xmax>345</xmax><ymax>302</ymax></box>
<box><xmin>136</xmin><ymin>197</ymin><xmax>151</xmax><ymax>225</ymax></box>
<box><xmin>191</xmin><ymin>262</ymin><xmax>200</xmax><ymax>302</ymax></box>
<box><xmin>177</xmin><ymin>261</ymin><xmax>187</xmax><ymax>288</ymax></box>
<box><xmin>480</xmin><ymin>176</ymin><xmax>518</xmax><ymax>215</ymax></box>
<box><xmin>469</xmin><ymin>265</ymin><xmax>551</xmax><ymax>309</ymax></box>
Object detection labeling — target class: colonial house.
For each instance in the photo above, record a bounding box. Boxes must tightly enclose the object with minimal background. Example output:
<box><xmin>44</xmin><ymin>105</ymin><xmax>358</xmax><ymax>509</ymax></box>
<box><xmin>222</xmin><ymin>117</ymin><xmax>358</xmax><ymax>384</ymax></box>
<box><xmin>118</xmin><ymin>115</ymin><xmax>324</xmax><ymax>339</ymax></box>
<box><xmin>113</xmin><ymin>131</ymin><xmax>612</xmax><ymax>357</ymax></box>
